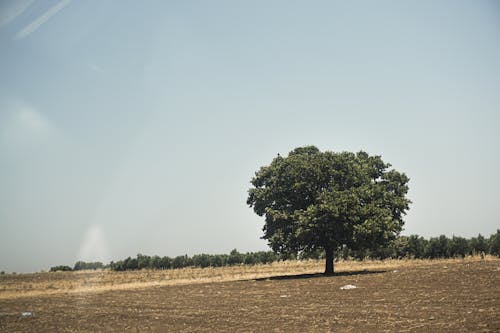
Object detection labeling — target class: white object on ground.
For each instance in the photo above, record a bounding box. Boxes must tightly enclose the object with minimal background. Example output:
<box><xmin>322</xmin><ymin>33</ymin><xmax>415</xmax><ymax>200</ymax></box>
<box><xmin>21</xmin><ymin>312</ymin><xmax>33</xmax><ymax>318</ymax></box>
<box><xmin>340</xmin><ymin>284</ymin><xmax>357</xmax><ymax>290</ymax></box>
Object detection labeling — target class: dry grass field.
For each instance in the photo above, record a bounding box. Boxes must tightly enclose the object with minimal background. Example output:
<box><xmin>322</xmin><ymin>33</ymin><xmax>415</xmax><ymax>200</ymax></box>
<box><xmin>1</xmin><ymin>257</ymin><xmax>499</xmax><ymax>332</ymax></box>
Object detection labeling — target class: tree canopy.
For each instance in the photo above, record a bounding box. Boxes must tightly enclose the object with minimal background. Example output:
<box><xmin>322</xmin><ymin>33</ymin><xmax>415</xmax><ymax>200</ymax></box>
<box><xmin>247</xmin><ymin>146</ymin><xmax>411</xmax><ymax>274</ymax></box>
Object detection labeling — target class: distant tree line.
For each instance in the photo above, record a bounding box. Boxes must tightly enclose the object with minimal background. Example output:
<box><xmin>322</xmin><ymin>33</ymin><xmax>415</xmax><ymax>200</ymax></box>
<box><xmin>49</xmin><ymin>265</ymin><xmax>72</xmax><ymax>272</ymax></box>
<box><xmin>302</xmin><ymin>230</ymin><xmax>500</xmax><ymax>261</ymax></box>
<box><xmin>109</xmin><ymin>250</ymin><xmax>279</xmax><ymax>271</ymax></box>
<box><xmin>49</xmin><ymin>230</ymin><xmax>500</xmax><ymax>272</ymax></box>
<box><xmin>50</xmin><ymin>261</ymin><xmax>104</xmax><ymax>272</ymax></box>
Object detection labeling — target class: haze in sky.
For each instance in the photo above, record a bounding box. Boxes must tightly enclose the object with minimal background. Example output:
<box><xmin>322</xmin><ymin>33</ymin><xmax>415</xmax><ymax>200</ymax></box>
<box><xmin>1</xmin><ymin>1</ymin><xmax>499</xmax><ymax>273</ymax></box>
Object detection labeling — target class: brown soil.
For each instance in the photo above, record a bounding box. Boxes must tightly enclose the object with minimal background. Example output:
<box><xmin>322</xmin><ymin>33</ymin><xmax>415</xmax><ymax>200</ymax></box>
<box><xmin>1</xmin><ymin>259</ymin><xmax>499</xmax><ymax>332</ymax></box>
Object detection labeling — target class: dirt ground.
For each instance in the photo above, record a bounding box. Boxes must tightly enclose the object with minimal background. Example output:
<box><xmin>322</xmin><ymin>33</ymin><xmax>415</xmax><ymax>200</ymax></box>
<box><xmin>1</xmin><ymin>259</ymin><xmax>499</xmax><ymax>332</ymax></box>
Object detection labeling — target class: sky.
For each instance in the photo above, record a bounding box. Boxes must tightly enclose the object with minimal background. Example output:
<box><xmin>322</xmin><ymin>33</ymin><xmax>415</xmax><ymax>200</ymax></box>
<box><xmin>0</xmin><ymin>0</ymin><xmax>499</xmax><ymax>273</ymax></box>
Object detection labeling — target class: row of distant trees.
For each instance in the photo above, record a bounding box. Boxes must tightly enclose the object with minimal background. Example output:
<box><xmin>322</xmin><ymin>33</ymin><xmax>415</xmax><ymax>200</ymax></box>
<box><xmin>49</xmin><ymin>250</ymin><xmax>278</xmax><ymax>272</ymax></box>
<box><xmin>303</xmin><ymin>231</ymin><xmax>500</xmax><ymax>261</ymax></box>
<box><xmin>109</xmin><ymin>250</ymin><xmax>279</xmax><ymax>271</ymax></box>
<box><xmin>49</xmin><ymin>230</ymin><xmax>500</xmax><ymax>272</ymax></box>
<box><xmin>49</xmin><ymin>261</ymin><xmax>104</xmax><ymax>272</ymax></box>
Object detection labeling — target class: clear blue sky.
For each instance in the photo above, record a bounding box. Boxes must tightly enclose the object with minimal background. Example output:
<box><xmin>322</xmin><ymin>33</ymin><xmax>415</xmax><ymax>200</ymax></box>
<box><xmin>1</xmin><ymin>0</ymin><xmax>499</xmax><ymax>273</ymax></box>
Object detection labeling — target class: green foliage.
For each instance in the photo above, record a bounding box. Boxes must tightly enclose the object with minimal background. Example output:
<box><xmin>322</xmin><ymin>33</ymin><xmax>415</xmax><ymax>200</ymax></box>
<box><xmin>247</xmin><ymin>146</ymin><xmax>411</xmax><ymax>273</ymax></box>
<box><xmin>299</xmin><ymin>248</ymin><xmax>323</xmax><ymax>260</ymax></box>
<box><xmin>137</xmin><ymin>254</ymin><xmax>152</xmax><ymax>270</ymax></box>
<box><xmin>228</xmin><ymin>249</ymin><xmax>244</xmax><ymax>265</ymax></box>
<box><xmin>50</xmin><ymin>265</ymin><xmax>72</xmax><ymax>272</ymax></box>
<box><xmin>210</xmin><ymin>254</ymin><xmax>226</xmax><ymax>267</ymax></box>
<box><xmin>469</xmin><ymin>234</ymin><xmax>488</xmax><ymax>255</ymax></box>
<box><xmin>425</xmin><ymin>235</ymin><xmax>452</xmax><ymax>258</ymax></box>
<box><xmin>407</xmin><ymin>235</ymin><xmax>427</xmax><ymax>258</ymax></box>
<box><xmin>150</xmin><ymin>255</ymin><xmax>162</xmax><ymax>269</ymax></box>
<box><xmin>173</xmin><ymin>255</ymin><xmax>191</xmax><ymax>269</ymax></box>
<box><xmin>73</xmin><ymin>261</ymin><xmax>104</xmax><ymax>270</ymax></box>
<box><xmin>490</xmin><ymin>230</ymin><xmax>500</xmax><ymax>257</ymax></box>
<box><xmin>160</xmin><ymin>256</ymin><xmax>173</xmax><ymax>269</ymax></box>
<box><xmin>105</xmin><ymin>250</ymin><xmax>278</xmax><ymax>271</ymax></box>
<box><xmin>334</xmin><ymin>232</ymin><xmax>496</xmax><ymax>260</ymax></box>
<box><xmin>192</xmin><ymin>254</ymin><xmax>212</xmax><ymax>268</ymax></box>
<box><xmin>449</xmin><ymin>236</ymin><xmax>469</xmax><ymax>258</ymax></box>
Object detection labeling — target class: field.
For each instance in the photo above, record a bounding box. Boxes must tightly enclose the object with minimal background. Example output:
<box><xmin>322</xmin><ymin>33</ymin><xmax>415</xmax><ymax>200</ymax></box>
<box><xmin>1</xmin><ymin>257</ymin><xmax>499</xmax><ymax>332</ymax></box>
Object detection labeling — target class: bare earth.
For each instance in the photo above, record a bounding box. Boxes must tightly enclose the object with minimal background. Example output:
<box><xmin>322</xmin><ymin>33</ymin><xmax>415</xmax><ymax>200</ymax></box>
<box><xmin>1</xmin><ymin>258</ymin><xmax>499</xmax><ymax>332</ymax></box>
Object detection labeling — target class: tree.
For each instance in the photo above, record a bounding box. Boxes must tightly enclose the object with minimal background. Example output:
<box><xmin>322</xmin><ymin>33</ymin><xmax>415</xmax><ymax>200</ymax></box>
<box><xmin>137</xmin><ymin>254</ymin><xmax>151</xmax><ymax>270</ymax></box>
<box><xmin>407</xmin><ymin>234</ymin><xmax>427</xmax><ymax>258</ymax></box>
<box><xmin>210</xmin><ymin>254</ymin><xmax>226</xmax><ymax>267</ymax></box>
<box><xmin>490</xmin><ymin>229</ymin><xmax>500</xmax><ymax>257</ymax></box>
<box><xmin>247</xmin><ymin>146</ymin><xmax>410</xmax><ymax>274</ymax></box>
<box><xmin>172</xmin><ymin>255</ymin><xmax>186</xmax><ymax>269</ymax></box>
<box><xmin>192</xmin><ymin>254</ymin><xmax>211</xmax><ymax>268</ymax></box>
<box><xmin>449</xmin><ymin>236</ymin><xmax>469</xmax><ymax>258</ymax></box>
<box><xmin>150</xmin><ymin>255</ymin><xmax>162</xmax><ymax>269</ymax></box>
<box><xmin>160</xmin><ymin>256</ymin><xmax>172</xmax><ymax>269</ymax></box>
<box><xmin>228</xmin><ymin>249</ymin><xmax>244</xmax><ymax>265</ymax></box>
<box><xmin>73</xmin><ymin>261</ymin><xmax>104</xmax><ymax>270</ymax></box>
<box><xmin>50</xmin><ymin>265</ymin><xmax>72</xmax><ymax>272</ymax></box>
<box><xmin>469</xmin><ymin>234</ymin><xmax>488</xmax><ymax>256</ymax></box>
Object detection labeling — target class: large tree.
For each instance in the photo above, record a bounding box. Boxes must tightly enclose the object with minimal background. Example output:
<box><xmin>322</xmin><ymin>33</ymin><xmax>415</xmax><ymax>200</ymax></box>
<box><xmin>247</xmin><ymin>146</ymin><xmax>410</xmax><ymax>274</ymax></box>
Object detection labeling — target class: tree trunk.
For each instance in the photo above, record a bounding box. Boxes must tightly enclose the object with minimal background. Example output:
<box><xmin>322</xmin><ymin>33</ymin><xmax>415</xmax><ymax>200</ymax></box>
<box><xmin>325</xmin><ymin>246</ymin><xmax>334</xmax><ymax>275</ymax></box>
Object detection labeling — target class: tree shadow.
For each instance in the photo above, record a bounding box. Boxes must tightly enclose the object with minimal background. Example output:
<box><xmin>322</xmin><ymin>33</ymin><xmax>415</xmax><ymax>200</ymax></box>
<box><xmin>250</xmin><ymin>269</ymin><xmax>387</xmax><ymax>282</ymax></box>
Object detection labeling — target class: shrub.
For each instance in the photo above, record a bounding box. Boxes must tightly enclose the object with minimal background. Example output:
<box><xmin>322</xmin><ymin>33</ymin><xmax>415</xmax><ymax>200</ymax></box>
<box><xmin>50</xmin><ymin>265</ymin><xmax>72</xmax><ymax>272</ymax></box>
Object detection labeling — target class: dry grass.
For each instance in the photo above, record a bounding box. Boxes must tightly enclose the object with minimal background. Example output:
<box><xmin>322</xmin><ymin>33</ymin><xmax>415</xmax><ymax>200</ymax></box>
<box><xmin>0</xmin><ymin>256</ymin><xmax>496</xmax><ymax>300</ymax></box>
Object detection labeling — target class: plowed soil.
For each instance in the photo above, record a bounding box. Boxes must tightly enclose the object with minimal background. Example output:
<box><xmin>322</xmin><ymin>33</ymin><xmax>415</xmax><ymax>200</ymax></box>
<box><xmin>1</xmin><ymin>259</ymin><xmax>499</xmax><ymax>332</ymax></box>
